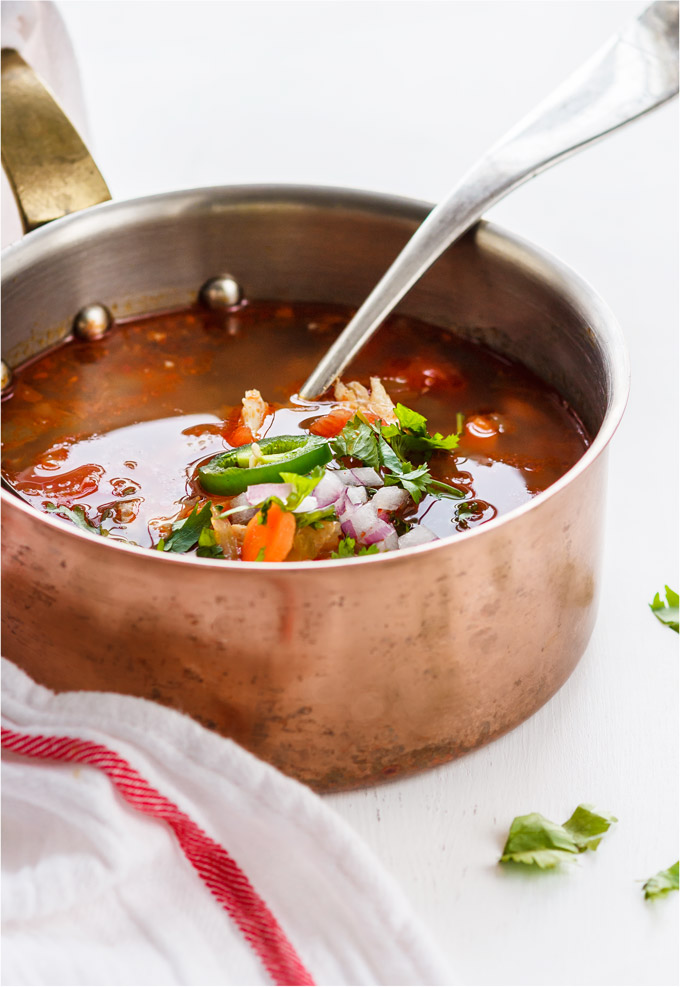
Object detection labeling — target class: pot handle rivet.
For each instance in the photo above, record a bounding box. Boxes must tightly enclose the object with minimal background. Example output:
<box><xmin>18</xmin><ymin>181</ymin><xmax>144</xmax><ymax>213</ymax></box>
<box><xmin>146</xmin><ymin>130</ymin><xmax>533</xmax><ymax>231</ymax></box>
<box><xmin>73</xmin><ymin>304</ymin><xmax>113</xmax><ymax>341</ymax></box>
<box><xmin>1</xmin><ymin>360</ymin><xmax>13</xmax><ymax>395</ymax></box>
<box><xmin>199</xmin><ymin>275</ymin><xmax>243</xmax><ymax>310</ymax></box>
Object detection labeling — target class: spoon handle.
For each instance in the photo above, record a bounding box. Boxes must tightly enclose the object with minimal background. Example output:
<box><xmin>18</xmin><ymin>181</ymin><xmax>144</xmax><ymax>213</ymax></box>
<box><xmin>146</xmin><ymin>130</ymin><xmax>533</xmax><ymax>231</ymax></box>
<box><xmin>299</xmin><ymin>1</ymin><xmax>678</xmax><ymax>399</ymax></box>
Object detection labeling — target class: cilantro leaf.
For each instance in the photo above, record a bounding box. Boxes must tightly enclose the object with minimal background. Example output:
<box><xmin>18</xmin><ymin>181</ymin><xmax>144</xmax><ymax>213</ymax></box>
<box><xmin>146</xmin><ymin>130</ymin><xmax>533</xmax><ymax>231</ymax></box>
<box><xmin>395</xmin><ymin>403</ymin><xmax>428</xmax><ymax>432</ymax></box>
<box><xmin>330</xmin><ymin>537</ymin><xmax>379</xmax><ymax>559</ymax></box>
<box><xmin>279</xmin><ymin>466</ymin><xmax>324</xmax><ymax>510</ymax></box>
<box><xmin>331</xmin><ymin>405</ymin><xmax>465</xmax><ymax>503</ymax></box>
<box><xmin>377</xmin><ymin>434</ymin><xmax>404</xmax><ymax>473</ymax></box>
<box><xmin>500</xmin><ymin>804</ymin><xmax>616</xmax><ymax>869</ymax></box>
<box><xmin>382</xmin><ymin>403</ymin><xmax>461</xmax><ymax>457</ymax></box>
<box><xmin>295</xmin><ymin>505</ymin><xmax>337</xmax><ymax>529</ymax></box>
<box><xmin>332</xmin><ymin>415</ymin><xmax>381</xmax><ymax>469</ymax></box>
<box><xmin>562</xmin><ymin>804</ymin><xmax>617</xmax><ymax>852</ymax></box>
<box><xmin>643</xmin><ymin>861</ymin><xmax>679</xmax><ymax>900</ymax></box>
<box><xmin>162</xmin><ymin>502</ymin><xmax>213</xmax><ymax>553</ymax></box>
<box><xmin>649</xmin><ymin>586</ymin><xmax>679</xmax><ymax>633</ymax></box>
<box><xmin>500</xmin><ymin>812</ymin><xmax>579</xmax><ymax>869</ymax></box>
<box><xmin>196</xmin><ymin>526</ymin><xmax>224</xmax><ymax>558</ymax></box>
<box><xmin>44</xmin><ymin>502</ymin><xmax>100</xmax><ymax>535</ymax></box>
<box><xmin>384</xmin><ymin>464</ymin><xmax>432</xmax><ymax>504</ymax></box>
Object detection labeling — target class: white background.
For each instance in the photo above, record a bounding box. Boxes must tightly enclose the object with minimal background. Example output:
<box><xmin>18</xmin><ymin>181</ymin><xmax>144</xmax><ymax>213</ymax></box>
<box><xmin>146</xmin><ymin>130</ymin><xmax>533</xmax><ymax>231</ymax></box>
<box><xmin>43</xmin><ymin>1</ymin><xmax>680</xmax><ymax>984</ymax></box>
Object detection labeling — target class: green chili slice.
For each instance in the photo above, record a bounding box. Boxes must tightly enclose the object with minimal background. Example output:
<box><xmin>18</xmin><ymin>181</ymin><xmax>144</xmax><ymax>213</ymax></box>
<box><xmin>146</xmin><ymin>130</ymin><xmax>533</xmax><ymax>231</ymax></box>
<box><xmin>198</xmin><ymin>434</ymin><xmax>332</xmax><ymax>495</ymax></box>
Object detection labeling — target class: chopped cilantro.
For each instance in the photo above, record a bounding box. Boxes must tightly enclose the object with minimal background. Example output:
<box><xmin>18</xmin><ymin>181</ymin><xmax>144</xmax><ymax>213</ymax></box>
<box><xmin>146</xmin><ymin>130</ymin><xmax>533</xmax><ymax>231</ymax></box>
<box><xmin>44</xmin><ymin>502</ymin><xmax>100</xmax><ymax>534</ymax></box>
<box><xmin>196</xmin><ymin>526</ymin><xmax>224</xmax><ymax>558</ymax></box>
<box><xmin>331</xmin><ymin>415</ymin><xmax>381</xmax><ymax>469</ymax></box>
<box><xmin>500</xmin><ymin>804</ymin><xmax>616</xmax><ymax>869</ymax></box>
<box><xmin>649</xmin><ymin>586</ymin><xmax>679</xmax><ymax>633</ymax></box>
<box><xmin>382</xmin><ymin>402</ymin><xmax>461</xmax><ymax>457</ymax></box>
<box><xmin>161</xmin><ymin>502</ymin><xmax>213</xmax><ymax>553</ymax></box>
<box><xmin>643</xmin><ymin>861</ymin><xmax>679</xmax><ymax>900</ymax></box>
<box><xmin>330</xmin><ymin>537</ymin><xmax>379</xmax><ymax>559</ymax></box>
<box><xmin>295</xmin><ymin>505</ymin><xmax>337</xmax><ymax>529</ymax></box>
<box><xmin>331</xmin><ymin>407</ymin><xmax>465</xmax><ymax>504</ymax></box>
<box><xmin>255</xmin><ymin>546</ymin><xmax>266</xmax><ymax>562</ymax></box>
<box><xmin>279</xmin><ymin>466</ymin><xmax>324</xmax><ymax>510</ymax></box>
<box><xmin>562</xmin><ymin>804</ymin><xmax>618</xmax><ymax>852</ymax></box>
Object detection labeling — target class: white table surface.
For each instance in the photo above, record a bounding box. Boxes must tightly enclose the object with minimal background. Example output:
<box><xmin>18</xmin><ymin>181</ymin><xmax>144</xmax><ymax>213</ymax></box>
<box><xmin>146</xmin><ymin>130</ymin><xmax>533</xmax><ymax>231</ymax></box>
<box><xmin>52</xmin><ymin>2</ymin><xmax>679</xmax><ymax>984</ymax></box>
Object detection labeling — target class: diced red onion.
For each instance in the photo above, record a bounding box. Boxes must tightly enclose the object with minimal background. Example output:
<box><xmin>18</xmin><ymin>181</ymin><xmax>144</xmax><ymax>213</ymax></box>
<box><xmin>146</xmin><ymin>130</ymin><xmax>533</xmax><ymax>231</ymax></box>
<box><xmin>313</xmin><ymin>471</ymin><xmax>346</xmax><ymax>508</ymax></box>
<box><xmin>363</xmin><ymin>518</ymin><xmax>397</xmax><ymax>546</ymax></box>
<box><xmin>334</xmin><ymin>488</ymin><xmax>349</xmax><ymax>517</ymax></box>
<box><xmin>398</xmin><ymin>525</ymin><xmax>438</xmax><ymax>549</ymax></box>
<box><xmin>373</xmin><ymin>529</ymin><xmax>400</xmax><ymax>552</ymax></box>
<box><xmin>293</xmin><ymin>495</ymin><xmax>319</xmax><ymax>513</ymax></box>
<box><xmin>340</xmin><ymin>515</ymin><xmax>357</xmax><ymax>539</ymax></box>
<box><xmin>335</xmin><ymin>468</ymin><xmax>383</xmax><ymax>488</ymax></box>
<box><xmin>371</xmin><ymin>486</ymin><xmax>411</xmax><ymax>512</ymax></box>
<box><xmin>351</xmin><ymin>467</ymin><xmax>383</xmax><ymax>487</ymax></box>
<box><xmin>346</xmin><ymin>486</ymin><xmax>368</xmax><ymax>506</ymax></box>
<box><xmin>341</xmin><ymin>501</ymin><xmax>377</xmax><ymax>531</ymax></box>
<box><xmin>245</xmin><ymin>482</ymin><xmax>292</xmax><ymax>505</ymax></box>
<box><xmin>227</xmin><ymin>492</ymin><xmax>258</xmax><ymax>521</ymax></box>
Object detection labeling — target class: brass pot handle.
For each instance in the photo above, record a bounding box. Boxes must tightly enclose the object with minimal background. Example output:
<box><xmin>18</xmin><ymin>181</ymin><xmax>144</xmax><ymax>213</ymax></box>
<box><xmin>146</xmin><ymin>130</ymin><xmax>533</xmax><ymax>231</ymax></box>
<box><xmin>1</xmin><ymin>48</ymin><xmax>111</xmax><ymax>233</ymax></box>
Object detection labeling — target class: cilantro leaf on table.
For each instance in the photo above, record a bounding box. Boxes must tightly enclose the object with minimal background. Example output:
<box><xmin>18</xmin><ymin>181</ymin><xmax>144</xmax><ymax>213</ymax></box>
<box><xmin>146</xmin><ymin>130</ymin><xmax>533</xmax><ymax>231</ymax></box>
<box><xmin>499</xmin><ymin>813</ymin><xmax>579</xmax><ymax>868</ymax></box>
<box><xmin>161</xmin><ymin>502</ymin><xmax>213</xmax><ymax>553</ymax></box>
<box><xmin>649</xmin><ymin>586</ymin><xmax>679</xmax><ymax>633</ymax></box>
<box><xmin>562</xmin><ymin>804</ymin><xmax>618</xmax><ymax>852</ymax></box>
<box><xmin>500</xmin><ymin>804</ymin><xmax>616</xmax><ymax>869</ymax></box>
<box><xmin>642</xmin><ymin>861</ymin><xmax>679</xmax><ymax>900</ymax></box>
<box><xmin>330</xmin><ymin>537</ymin><xmax>379</xmax><ymax>559</ymax></box>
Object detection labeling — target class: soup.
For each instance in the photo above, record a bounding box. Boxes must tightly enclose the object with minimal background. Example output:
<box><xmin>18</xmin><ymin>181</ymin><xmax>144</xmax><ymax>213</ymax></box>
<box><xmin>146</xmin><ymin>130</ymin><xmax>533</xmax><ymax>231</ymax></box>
<box><xmin>1</xmin><ymin>300</ymin><xmax>589</xmax><ymax>560</ymax></box>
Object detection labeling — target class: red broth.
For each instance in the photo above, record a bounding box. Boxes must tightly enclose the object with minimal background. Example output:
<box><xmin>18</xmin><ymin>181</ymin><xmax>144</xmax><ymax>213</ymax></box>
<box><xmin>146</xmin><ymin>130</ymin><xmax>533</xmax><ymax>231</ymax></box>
<box><xmin>1</xmin><ymin>301</ymin><xmax>589</xmax><ymax>551</ymax></box>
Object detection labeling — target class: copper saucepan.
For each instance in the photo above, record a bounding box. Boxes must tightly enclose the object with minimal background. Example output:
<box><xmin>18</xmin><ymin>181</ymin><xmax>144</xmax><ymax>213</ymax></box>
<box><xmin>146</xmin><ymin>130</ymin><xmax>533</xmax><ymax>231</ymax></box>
<box><xmin>0</xmin><ymin>51</ymin><xmax>628</xmax><ymax>791</ymax></box>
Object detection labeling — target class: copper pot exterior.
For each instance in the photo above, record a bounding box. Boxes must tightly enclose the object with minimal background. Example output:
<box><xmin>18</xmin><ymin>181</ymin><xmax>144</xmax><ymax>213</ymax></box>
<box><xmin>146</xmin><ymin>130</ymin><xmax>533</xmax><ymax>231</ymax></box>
<box><xmin>1</xmin><ymin>187</ymin><xmax>628</xmax><ymax>791</ymax></box>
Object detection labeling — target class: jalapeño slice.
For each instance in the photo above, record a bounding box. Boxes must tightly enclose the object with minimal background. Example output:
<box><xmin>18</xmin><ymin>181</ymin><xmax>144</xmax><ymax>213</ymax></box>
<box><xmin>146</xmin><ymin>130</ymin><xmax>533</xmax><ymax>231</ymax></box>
<box><xmin>198</xmin><ymin>434</ymin><xmax>332</xmax><ymax>495</ymax></box>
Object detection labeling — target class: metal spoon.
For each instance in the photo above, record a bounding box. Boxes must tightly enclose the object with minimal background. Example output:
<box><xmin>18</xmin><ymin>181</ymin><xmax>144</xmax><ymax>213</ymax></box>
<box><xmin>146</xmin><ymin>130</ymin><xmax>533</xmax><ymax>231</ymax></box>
<box><xmin>299</xmin><ymin>1</ymin><xmax>679</xmax><ymax>400</ymax></box>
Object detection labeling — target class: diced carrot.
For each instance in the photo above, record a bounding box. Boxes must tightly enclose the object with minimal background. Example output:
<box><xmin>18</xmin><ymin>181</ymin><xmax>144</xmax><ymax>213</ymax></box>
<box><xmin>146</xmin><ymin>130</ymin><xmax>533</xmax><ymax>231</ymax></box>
<box><xmin>309</xmin><ymin>407</ymin><xmax>380</xmax><ymax>438</ymax></box>
<box><xmin>242</xmin><ymin>502</ymin><xmax>296</xmax><ymax>562</ymax></box>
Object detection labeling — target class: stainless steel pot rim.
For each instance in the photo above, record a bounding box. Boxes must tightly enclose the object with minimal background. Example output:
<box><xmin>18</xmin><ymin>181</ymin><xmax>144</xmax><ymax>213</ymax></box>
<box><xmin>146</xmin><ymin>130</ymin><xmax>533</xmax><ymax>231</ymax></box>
<box><xmin>1</xmin><ymin>183</ymin><xmax>630</xmax><ymax>568</ymax></box>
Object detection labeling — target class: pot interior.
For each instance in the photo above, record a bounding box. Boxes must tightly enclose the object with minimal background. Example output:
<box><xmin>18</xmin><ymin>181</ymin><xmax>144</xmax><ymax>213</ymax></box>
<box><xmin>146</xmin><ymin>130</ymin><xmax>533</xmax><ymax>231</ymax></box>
<box><xmin>2</xmin><ymin>185</ymin><xmax>626</xmax><ymax>443</ymax></box>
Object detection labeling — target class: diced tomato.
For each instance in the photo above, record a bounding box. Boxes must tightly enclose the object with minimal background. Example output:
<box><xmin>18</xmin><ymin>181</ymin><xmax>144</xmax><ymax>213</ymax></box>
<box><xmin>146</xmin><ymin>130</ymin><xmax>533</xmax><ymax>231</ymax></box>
<box><xmin>222</xmin><ymin>406</ymin><xmax>255</xmax><ymax>447</ymax></box>
<box><xmin>226</xmin><ymin>424</ymin><xmax>254</xmax><ymax>447</ymax></box>
<box><xmin>309</xmin><ymin>408</ymin><xmax>354</xmax><ymax>437</ymax></box>
<box><xmin>309</xmin><ymin>407</ymin><xmax>381</xmax><ymax>438</ymax></box>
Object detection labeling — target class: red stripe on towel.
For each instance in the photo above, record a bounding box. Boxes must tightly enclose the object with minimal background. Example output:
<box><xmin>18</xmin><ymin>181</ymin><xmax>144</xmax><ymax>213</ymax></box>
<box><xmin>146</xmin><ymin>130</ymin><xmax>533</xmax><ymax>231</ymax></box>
<box><xmin>1</xmin><ymin>726</ymin><xmax>315</xmax><ymax>987</ymax></box>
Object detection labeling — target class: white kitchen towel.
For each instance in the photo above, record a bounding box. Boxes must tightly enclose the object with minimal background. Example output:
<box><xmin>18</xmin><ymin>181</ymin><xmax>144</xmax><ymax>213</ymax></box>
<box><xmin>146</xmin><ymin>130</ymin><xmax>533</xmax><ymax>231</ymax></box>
<box><xmin>1</xmin><ymin>658</ymin><xmax>452</xmax><ymax>986</ymax></box>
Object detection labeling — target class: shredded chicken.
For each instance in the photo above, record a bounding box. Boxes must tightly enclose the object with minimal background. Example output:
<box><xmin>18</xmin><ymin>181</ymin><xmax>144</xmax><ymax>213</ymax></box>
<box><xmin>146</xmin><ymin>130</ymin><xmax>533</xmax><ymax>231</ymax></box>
<box><xmin>367</xmin><ymin>377</ymin><xmax>397</xmax><ymax>423</ymax></box>
<box><xmin>240</xmin><ymin>388</ymin><xmax>268</xmax><ymax>437</ymax></box>
<box><xmin>333</xmin><ymin>376</ymin><xmax>397</xmax><ymax>423</ymax></box>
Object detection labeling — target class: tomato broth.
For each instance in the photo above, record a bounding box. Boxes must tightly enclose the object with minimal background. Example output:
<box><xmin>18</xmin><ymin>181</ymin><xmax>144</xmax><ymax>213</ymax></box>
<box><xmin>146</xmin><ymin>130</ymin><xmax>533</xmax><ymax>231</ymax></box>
<box><xmin>1</xmin><ymin>301</ymin><xmax>589</xmax><ymax>555</ymax></box>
